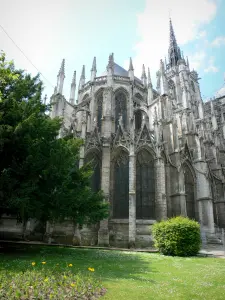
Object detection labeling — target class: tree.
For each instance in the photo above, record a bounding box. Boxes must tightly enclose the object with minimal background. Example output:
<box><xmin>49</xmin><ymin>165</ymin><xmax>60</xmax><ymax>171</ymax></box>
<box><xmin>0</xmin><ymin>52</ymin><xmax>108</xmax><ymax>232</ymax></box>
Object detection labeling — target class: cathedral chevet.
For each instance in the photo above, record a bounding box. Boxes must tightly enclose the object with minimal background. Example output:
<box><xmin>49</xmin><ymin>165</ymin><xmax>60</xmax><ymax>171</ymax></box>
<box><xmin>49</xmin><ymin>19</ymin><xmax>225</xmax><ymax>248</ymax></box>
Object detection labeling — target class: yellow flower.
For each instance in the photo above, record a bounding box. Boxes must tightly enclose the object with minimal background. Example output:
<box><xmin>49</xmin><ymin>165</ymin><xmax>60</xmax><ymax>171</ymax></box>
<box><xmin>68</xmin><ymin>264</ymin><xmax>73</xmax><ymax>267</ymax></box>
<box><xmin>31</xmin><ymin>262</ymin><xmax>36</xmax><ymax>266</ymax></box>
<box><xmin>42</xmin><ymin>261</ymin><xmax>46</xmax><ymax>265</ymax></box>
<box><xmin>44</xmin><ymin>278</ymin><xmax>49</xmax><ymax>282</ymax></box>
<box><xmin>88</xmin><ymin>267</ymin><xmax>95</xmax><ymax>272</ymax></box>
<box><xmin>71</xmin><ymin>283</ymin><xmax>76</xmax><ymax>287</ymax></box>
<box><xmin>63</xmin><ymin>276</ymin><xmax>67</xmax><ymax>279</ymax></box>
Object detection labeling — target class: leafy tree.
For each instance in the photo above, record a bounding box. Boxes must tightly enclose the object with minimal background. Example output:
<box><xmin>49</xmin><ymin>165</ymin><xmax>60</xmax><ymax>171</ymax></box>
<box><xmin>0</xmin><ymin>52</ymin><xmax>108</xmax><ymax>230</ymax></box>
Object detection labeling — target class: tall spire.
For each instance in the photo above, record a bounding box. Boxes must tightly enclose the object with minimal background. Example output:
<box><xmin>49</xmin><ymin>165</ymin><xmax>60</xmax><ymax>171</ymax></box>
<box><xmin>147</xmin><ymin>67</ymin><xmax>153</xmax><ymax>104</ymax></box>
<box><xmin>147</xmin><ymin>67</ymin><xmax>152</xmax><ymax>87</ymax></box>
<box><xmin>91</xmin><ymin>57</ymin><xmax>96</xmax><ymax>72</ymax></box>
<box><xmin>128</xmin><ymin>57</ymin><xmax>134</xmax><ymax>81</ymax></box>
<box><xmin>70</xmin><ymin>71</ymin><xmax>76</xmax><ymax>105</ymax></box>
<box><xmin>56</xmin><ymin>59</ymin><xmax>65</xmax><ymax>94</ymax></box>
<box><xmin>129</xmin><ymin>57</ymin><xmax>134</xmax><ymax>71</ymax></box>
<box><xmin>79</xmin><ymin>65</ymin><xmax>85</xmax><ymax>90</ymax></box>
<box><xmin>91</xmin><ymin>57</ymin><xmax>97</xmax><ymax>81</ymax></box>
<box><xmin>168</xmin><ymin>18</ymin><xmax>182</xmax><ymax>67</ymax></box>
<box><xmin>141</xmin><ymin>64</ymin><xmax>147</xmax><ymax>87</ymax></box>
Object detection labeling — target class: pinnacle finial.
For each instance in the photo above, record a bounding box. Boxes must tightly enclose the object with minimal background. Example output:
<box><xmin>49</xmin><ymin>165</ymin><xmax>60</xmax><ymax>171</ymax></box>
<box><xmin>141</xmin><ymin>64</ymin><xmax>147</xmax><ymax>79</ymax></box>
<box><xmin>81</xmin><ymin>65</ymin><xmax>85</xmax><ymax>79</ymax></box>
<box><xmin>91</xmin><ymin>57</ymin><xmax>96</xmax><ymax>72</ymax></box>
<box><xmin>186</xmin><ymin>56</ymin><xmax>189</xmax><ymax>68</ymax></box>
<box><xmin>129</xmin><ymin>57</ymin><xmax>134</xmax><ymax>71</ymax></box>
<box><xmin>108</xmin><ymin>52</ymin><xmax>114</xmax><ymax>68</ymax></box>
<box><xmin>72</xmin><ymin>71</ymin><xmax>76</xmax><ymax>85</ymax></box>
<box><xmin>148</xmin><ymin>67</ymin><xmax>152</xmax><ymax>87</ymax></box>
<box><xmin>58</xmin><ymin>59</ymin><xmax>65</xmax><ymax>75</ymax></box>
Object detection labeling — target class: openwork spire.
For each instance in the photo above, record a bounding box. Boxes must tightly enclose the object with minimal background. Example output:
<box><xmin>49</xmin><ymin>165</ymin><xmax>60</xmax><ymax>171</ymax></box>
<box><xmin>168</xmin><ymin>18</ymin><xmax>182</xmax><ymax>67</ymax></box>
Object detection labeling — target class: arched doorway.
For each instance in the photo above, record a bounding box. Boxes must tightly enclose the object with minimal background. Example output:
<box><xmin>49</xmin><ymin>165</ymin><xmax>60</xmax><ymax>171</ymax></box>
<box><xmin>136</xmin><ymin>149</ymin><xmax>155</xmax><ymax>219</ymax></box>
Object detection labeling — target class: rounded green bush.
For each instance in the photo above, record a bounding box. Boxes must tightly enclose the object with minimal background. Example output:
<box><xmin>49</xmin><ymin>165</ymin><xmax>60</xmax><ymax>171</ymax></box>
<box><xmin>152</xmin><ymin>216</ymin><xmax>201</xmax><ymax>256</ymax></box>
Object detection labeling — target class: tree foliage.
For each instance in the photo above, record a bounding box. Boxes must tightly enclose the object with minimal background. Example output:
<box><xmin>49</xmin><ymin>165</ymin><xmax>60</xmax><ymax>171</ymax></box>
<box><xmin>0</xmin><ymin>52</ymin><xmax>108</xmax><ymax>226</ymax></box>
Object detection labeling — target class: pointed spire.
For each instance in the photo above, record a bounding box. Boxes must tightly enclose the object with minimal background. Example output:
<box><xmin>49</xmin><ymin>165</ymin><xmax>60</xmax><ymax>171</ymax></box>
<box><xmin>141</xmin><ymin>64</ymin><xmax>147</xmax><ymax>87</ymax></box>
<box><xmin>186</xmin><ymin>56</ymin><xmax>189</xmax><ymax>68</ymax></box>
<box><xmin>129</xmin><ymin>57</ymin><xmax>134</xmax><ymax>71</ymax></box>
<box><xmin>147</xmin><ymin>67</ymin><xmax>152</xmax><ymax>87</ymax></box>
<box><xmin>168</xmin><ymin>18</ymin><xmax>182</xmax><ymax>67</ymax></box>
<box><xmin>147</xmin><ymin>67</ymin><xmax>153</xmax><ymax>105</ymax></box>
<box><xmin>70</xmin><ymin>71</ymin><xmax>76</xmax><ymax>105</ymax></box>
<box><xmin>79</xmin><ymin>65</ymin><xmax>85</xmax><ymax>90</ymax></box>
<box><xmin>91</xmin><ymin>57</ymin><xmax>97</xmax><ymax>81</ymax></box>
<box><xmin>107</xmin><ymin>52</ymin><xmax>114</xmax><ymax>71</ymax></box>
<box><xmin>56</xmin><ymin>59</ymin><xmax>65</xmax><ymax>94</ymax></box>
<box><xmin>91</xmin><ymin>57</ymin><xmax>96</xmax><ymax>72</ymax></box>
<box><xmin>81</xmin><ymin>65</ymin><xmax>85</xmax><ymax>78</ymax></box>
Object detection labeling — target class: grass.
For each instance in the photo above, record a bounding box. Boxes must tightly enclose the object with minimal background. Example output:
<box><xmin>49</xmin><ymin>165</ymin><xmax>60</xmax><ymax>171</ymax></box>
<box><xmin>1</xmin><ymin>243</ymin><xmax>225</xmax><ymax>300</ymax></box>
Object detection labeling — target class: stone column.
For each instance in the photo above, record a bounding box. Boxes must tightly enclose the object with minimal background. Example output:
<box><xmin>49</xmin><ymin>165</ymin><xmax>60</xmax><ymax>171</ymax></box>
<box><xmin>128</xmin><ymin>151</ymin><xmax>136</xmax><ymax>248</ymax></box>
<box><xmin>194</xmin><ymin>161</ymin><xmax>215</xmax><ymax>233</ymax></box>
<box><xmin>155</xmin><ymin>157</ymin><xmax>167</xmax><ymax>220</ymax></box>
<box><xmin>98</xmin><ymin>87</ymin><xmax>112</xmax><ymax>246</ymax></box>
<box><xmin>98</xmin><ymin>144</ymin><xmax>110</xmax><ymax>246</ymax></box>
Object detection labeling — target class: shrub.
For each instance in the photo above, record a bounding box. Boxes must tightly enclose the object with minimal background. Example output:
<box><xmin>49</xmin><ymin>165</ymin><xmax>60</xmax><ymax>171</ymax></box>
<box><xmin>152</xmin><ymin>216</ymin><xmax>201</xmax><ymax>257</ymax></box>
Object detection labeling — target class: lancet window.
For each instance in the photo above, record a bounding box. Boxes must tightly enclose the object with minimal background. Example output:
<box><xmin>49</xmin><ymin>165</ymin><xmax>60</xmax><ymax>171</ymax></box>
<box><xmin>113</xmin><ymin>150</ymin><xmax>129</xmax><ymax>218</ymax></box>
<box><xmin>115</xmin><ymin>92</ymin><xmax>127</xmax><ymax>130</ymax></box>
<box><xmin>136</xmin><ymin>149</ymin><xmax>155</xmax><ymax>219</ymax></box>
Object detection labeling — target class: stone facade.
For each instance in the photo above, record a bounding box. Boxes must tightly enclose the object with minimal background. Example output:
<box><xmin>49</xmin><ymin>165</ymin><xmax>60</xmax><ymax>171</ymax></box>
<box><xmin>2</xmin><ymin>20</ymin><xmax>225</xmax><ymax>248</ymax></box>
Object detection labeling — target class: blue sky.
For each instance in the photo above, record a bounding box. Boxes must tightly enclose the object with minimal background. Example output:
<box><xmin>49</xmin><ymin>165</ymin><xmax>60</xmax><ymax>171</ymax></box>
<box><xmin>1</xmin><ymin>0</ymin><xmax>225</xmax><ymax>101</ymax></box>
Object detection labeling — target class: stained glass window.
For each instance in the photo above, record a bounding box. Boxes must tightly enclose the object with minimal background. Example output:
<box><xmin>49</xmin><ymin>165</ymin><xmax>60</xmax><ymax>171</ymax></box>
<box><xmin>136</xmin><ymin>150</ymin><xmax>155</xmax><ymax>219</ymax></box>
<box><xmin>113</xmin><ymin>151</ymin><xmax>129</xmax><ymax>218</ymax></box>
<box><xmin>115</xmin><ymin>92</ymin><xmax>127</xmax><ymax>130</ymax></box>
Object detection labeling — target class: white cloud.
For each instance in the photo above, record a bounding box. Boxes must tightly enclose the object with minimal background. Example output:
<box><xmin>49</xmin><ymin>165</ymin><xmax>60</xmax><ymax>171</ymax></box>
<box><xmin>125</xmin><ymin>0</ymin><xmax>217</xmax><ymax>86</ymax></box>
<box><xmin>204</xmin><ymin>56</ymin><xmax>219</xmax><ymax>73</ymax></box>
<box><xmin>211</xmin><ymin>36</ymin><xmax>225</xmax><ymax>47</ymax></box>
<box><xmin>188</xmin><ymin>51</ymin><xmax>206</xmax><ymax>70</ymax></box>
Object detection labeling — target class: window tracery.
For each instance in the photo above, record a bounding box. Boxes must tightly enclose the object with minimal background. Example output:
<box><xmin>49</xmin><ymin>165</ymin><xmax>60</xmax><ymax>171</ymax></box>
<box><xmin>136</xmin><ymin>149</ymin><xmax>155</xmax><ymax>219</ymax></box>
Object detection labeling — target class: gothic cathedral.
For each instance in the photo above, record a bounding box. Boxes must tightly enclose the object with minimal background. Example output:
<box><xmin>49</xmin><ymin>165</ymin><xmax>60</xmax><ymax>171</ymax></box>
<box><xmin>50</xmin><ymin>20</ymin><xmax>225</xmax><ymax>248</ymax></box>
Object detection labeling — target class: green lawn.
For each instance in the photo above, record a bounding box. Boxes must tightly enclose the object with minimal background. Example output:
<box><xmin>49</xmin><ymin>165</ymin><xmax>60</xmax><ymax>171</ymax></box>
<box><xmin>1</xmin><ymin>244</ymin><xmax>225</xmax><ymax>300</ymax></box>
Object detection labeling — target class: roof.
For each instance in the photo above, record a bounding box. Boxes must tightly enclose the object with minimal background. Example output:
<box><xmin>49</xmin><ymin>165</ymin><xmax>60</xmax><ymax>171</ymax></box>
<box><xmin>101</xmin><ymin>62</ymin><xmax>142</xmax><ymax>82</ymax></box>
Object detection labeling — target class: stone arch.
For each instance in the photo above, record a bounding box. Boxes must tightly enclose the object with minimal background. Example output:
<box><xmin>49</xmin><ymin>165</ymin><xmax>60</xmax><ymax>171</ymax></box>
<box><xmin>84</xmin><ymin>149</ymin><xmax>101</xmax><ymax>193</ymax></box>
<box><xmin>134</xmin><ymin>108</ymin><xmax>149</xmax><ymax>131</ymax></box>
<box><xmin>113</xmin><ymin>88</ymin><xmax>128</xmax><ymax>131</ymax></box>
<box><xmin>183</xmin><ymin>161</ymin><xmax>197</xmax><ymax>220</ymax></box>
<box><xmin>136</xmin><ymin>148</ymin><xmax>155</xmax><ymax>219</ymax></box>
<box><xmin>111</xmin><ymin>147</ymin><xmax>129</xmax><ymax>218</ymax></box>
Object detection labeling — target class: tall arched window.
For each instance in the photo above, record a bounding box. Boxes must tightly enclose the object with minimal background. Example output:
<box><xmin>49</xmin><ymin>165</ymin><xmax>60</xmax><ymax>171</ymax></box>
<box><xmin>168</xmin><ymin>80</ymin><xmax>177</xmax><ymax>102</ymax></box>
<box><xmin>84</xmin><ymin>152</ymin><xmax>101</xmax><ymax>193</ymax></box>
<box><xmin>115</xmin><ymin>92</ymin><xmax>127</xmax><ymax>130</ymax></box>
<box><xmin>184</xmin><ymin>165</ymin><xmax>195</xmax><ymax>219</ymax></box>
<box><xmin>113</xmin><ymin>150</ymin><xmax>129</xmax><ymax>218</ymax></box>
<box><xmin>135</xmin><ymin>110</ymin><xmax>142</xmax><ymax>130</ymax></box>
<box><xmin>136</xmin><ymin>149</ymin><xmax>155</xmax><ymax>219</ymax></box>
<box><xmin>96</xmin><ymin>95</ymin><xmax>103</xmax><ymax>133</ymax></box>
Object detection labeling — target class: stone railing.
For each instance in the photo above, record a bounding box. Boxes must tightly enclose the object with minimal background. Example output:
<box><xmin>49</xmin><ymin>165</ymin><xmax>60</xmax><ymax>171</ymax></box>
<box><xmin>113</xmin><ymin>75</ymin><xmax>130</xmax><ymax>82</ymax></box>
<box><xmin>95</xmin><ymin>76</ymin><xmax>107</xmax><ymax>83</ymax></box>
